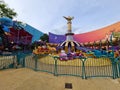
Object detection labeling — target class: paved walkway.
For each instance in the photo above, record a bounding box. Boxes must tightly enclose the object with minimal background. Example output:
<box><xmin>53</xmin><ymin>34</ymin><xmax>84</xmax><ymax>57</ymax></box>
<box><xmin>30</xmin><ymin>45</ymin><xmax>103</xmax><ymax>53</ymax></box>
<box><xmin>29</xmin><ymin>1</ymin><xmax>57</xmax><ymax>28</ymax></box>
<box><xmin>0</xmin><ymin>68</ymin><xmax>120</xmax><ymax>90</ymax></box>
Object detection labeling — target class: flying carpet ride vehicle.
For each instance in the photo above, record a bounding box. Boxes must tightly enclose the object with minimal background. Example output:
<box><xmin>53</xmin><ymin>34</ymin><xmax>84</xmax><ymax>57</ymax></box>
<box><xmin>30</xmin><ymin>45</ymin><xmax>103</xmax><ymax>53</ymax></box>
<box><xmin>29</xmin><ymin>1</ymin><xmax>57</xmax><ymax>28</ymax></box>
<box><xmin>33</xmin><ymin>45</ymin><xmax>56</xmax><ymax>54</ymax></box>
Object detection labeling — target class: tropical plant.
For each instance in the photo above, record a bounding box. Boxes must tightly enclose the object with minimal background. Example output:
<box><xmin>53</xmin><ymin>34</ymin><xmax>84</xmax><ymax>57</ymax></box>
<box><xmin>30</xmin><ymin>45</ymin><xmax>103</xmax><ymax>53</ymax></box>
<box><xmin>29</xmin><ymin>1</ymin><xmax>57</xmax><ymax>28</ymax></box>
<box><xmin>0</xmin><ymin>0</ymin><xmax>17</xmax><ymax>19</ymax></box>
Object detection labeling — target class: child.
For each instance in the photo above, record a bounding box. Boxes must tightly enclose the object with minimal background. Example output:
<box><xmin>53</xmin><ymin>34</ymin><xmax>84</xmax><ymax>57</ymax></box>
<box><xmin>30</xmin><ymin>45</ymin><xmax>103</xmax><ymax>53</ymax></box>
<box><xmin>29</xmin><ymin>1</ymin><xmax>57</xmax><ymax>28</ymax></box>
<box><xmin>59</xmin><ymin>50</ymin><xmax>68</xmax><ymax>60</ymax></box>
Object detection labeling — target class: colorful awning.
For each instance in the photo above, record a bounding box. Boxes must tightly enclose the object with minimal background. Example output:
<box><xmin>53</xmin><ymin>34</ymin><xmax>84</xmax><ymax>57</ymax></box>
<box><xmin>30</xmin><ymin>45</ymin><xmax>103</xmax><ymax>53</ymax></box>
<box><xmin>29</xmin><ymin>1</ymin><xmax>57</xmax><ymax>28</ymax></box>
<box><xmin>49</xmin><ymin>22</ymin><xmax>120</xmax><ymax>44</ymax></box>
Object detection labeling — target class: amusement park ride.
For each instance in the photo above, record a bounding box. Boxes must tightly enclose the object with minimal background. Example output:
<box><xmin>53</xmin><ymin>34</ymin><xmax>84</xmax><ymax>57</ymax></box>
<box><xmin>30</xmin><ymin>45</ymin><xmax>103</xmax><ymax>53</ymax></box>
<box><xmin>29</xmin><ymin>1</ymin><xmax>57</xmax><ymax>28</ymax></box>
<box><xmin>59</xmin><ymin>16</ymin><xmax>80</xmax><ymax>53</ymax></box>
<box><xmin>33</xmin><ymin>16</ymin><xmax>81</xmax><ymax>55</ymax></box>
<box><xmin>33</xmin><ymin>16</ymin><xmax>120</xmax><ymax>57</ymax></box>
<box><xmin>1</xmin><ymin>16</ymin><xmax>120</xmax><ymax>59</ymax></box>
<box><xmin>0</xmin><ymin>17</ymin><xmax>13</xmax><ymax>51</ymax></box>
<box><xmin>0</xmin><ymin>17</ymin><xmax>32</xmax><ymax>52</ymax></box>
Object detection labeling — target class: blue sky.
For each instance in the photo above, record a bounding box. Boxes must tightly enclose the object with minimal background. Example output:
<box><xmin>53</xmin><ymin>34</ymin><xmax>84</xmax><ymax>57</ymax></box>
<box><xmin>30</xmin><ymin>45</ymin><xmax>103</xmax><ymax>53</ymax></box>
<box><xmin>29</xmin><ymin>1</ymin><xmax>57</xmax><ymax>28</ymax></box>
<box><xmin>4</xmin><ymin>0</ymin><xmax>120</xmax><ymax>34</ymax></box>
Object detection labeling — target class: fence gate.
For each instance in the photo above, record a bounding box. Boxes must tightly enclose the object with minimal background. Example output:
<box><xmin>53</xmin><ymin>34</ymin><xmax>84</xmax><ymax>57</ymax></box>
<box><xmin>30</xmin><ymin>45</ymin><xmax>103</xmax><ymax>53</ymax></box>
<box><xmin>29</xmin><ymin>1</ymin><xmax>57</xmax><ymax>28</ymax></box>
<box><xmin>54</xmin><ymin>57</ymin><xmax>83</xmax><ymax>78</ymax></box>
<box><xmin>0</xmin><ymin>54</ymin><xmax>17</xmax><ymax>70</ymax></box>
<box><xmin>84</xmin><ymin>57</ymin><xmax>113</xmax><ymax>78</ymax></box>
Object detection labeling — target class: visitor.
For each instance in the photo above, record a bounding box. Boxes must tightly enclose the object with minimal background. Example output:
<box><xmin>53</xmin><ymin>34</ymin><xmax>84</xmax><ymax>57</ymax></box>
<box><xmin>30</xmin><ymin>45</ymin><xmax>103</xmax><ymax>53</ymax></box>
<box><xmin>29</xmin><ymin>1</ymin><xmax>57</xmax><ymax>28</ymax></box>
<box><xmin>70</xmin><ymin>50</ymin><xmax>76</xmax><ymax>59</ymax></box>
<box><xmin>108</xmin><ymin>50</ymin><xmax>114</xmax><ymax>57</ymax></box>
<box><xmin>67</xmin><ymin>52</ymin><xmax>73</xmax><ymax>60</ymax></box>
<box><xmin>79</xmin><ymin>51</ymin><xmax>84</xmax><ymax>57</ymax></box>
<box><xmin>59</xmin><ymin>50</ymin><xmax>68</xmax><ymax>60</ymax></box>
<box><xmin>114</xmin><ymin>50</ymin><xmax>119</xmax><ymax>58</ymax></box>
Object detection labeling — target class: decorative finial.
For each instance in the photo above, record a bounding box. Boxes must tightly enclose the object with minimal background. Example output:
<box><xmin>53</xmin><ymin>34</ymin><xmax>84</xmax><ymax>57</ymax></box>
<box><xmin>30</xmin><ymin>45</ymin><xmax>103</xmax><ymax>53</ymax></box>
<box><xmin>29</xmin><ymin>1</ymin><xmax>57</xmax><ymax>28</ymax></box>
<box><xmin>63</xmin><ymin>16</ymin><xmax>74</xmax><ymax>21</ymax></box>
<box><xmin>63</xmin><ymin>16</ymin><xmax>74</xmax><ymax>33</ymax></box>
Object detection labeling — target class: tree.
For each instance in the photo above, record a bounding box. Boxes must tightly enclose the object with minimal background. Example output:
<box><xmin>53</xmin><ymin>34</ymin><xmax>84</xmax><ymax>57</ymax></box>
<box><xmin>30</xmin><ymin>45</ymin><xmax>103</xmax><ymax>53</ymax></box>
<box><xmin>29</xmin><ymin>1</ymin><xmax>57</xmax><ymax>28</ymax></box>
<box><xmin>40</xmin><ymin>34</ymin><xmax>49</xmax><ymax>42</ymax></box>
<box><xmin>0</xmin><ymin>0</ymin><xmax>17</xmax><ymax>19</ymax></box>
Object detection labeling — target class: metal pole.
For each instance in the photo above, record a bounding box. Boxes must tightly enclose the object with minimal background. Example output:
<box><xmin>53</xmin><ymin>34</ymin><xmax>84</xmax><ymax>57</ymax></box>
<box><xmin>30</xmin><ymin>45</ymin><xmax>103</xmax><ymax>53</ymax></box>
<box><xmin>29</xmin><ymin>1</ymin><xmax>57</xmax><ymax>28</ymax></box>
<box><xmin>54</xmin><ymin>56</ymin><xmax>58</xmax><ymax>76</ymax></box>
<box><xmin>110</xmin><ymin>31</ymin><xmax>114</xmax><ymax>54</ymax></box>
<box><xmin>17</xmin><ymin>29</ymin><xmax>20</xmax><ymax>44</ymax></box>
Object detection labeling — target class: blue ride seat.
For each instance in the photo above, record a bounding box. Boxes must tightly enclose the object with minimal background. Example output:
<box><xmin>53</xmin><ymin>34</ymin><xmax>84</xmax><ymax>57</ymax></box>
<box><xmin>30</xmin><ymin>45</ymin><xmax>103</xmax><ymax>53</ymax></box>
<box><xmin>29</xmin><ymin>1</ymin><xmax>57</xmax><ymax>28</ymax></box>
<box><xmin>93</xmin><ymin>50</ymin><xmax>102</xmax><ymax>58</ymax></box>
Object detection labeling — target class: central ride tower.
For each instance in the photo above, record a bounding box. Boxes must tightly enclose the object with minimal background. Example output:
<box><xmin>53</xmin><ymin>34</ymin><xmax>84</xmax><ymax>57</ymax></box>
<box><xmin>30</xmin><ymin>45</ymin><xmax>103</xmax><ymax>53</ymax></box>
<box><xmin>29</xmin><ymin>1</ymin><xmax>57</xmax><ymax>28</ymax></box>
<box><xmin>60</xmin><ymin>16</ymin><xmax>80</xmax><ymax>53</ymax></box>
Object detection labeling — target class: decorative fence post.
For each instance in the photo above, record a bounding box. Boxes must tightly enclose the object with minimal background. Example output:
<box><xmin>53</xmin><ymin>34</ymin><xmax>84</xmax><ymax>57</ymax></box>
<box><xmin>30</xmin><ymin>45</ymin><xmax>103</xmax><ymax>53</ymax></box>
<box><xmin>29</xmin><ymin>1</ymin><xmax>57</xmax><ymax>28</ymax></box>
<box><xmin>80</xmin><ymin>57</ymin><xmax>87</xmax><ymax>79</ymax></box>
<box><xmin>118</xmin><ymin>61</ymin><xmax>120</xmax><ymax>77</ymax></box>
<box><xmin>34</xmin><ymin>55</ymin><xmax>38</xmax><ymax>71</ymax></box>
<box><xmin>16</xmin><ymin>51</ymin><xmax>28</xmax><ymax>68</ymax></box>
<box><xmin>11</xmin><ymin>54</ymin><xmax>17</xmax><ymax>68</ymax></box>
<box><xmin>112</xmin><ymin>62</ymin><xmax>117</xmax><ymax>79</ymax></box>
<box><xmin>16</xmin><ymin>51</ymin><xmax>20</xmax><ymax>66</ymax></box>
<box><xmin>22</xmin><ymin>53</ymin><xmax>26</xmax><ymax>68</ymax></box>
<box><xmin>109</xmin><ymin>57</ymin><xmax>118</xmax><ymax>79</ymax></box>
<box><xmin>114</xmin><ymin>57</ymin><xmax>120</xmax><ymax>78</ymax></box>
<box><xmin>53</xmin><ymin>56</ymin><xmax>58</xmax><ymax>76</ymax></box>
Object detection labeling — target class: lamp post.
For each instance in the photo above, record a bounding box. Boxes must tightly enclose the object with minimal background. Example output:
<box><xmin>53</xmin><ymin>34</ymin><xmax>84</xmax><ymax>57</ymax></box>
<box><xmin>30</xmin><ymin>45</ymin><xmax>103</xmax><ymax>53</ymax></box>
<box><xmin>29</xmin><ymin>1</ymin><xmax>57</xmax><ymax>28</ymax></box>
<box><xmin>100</xmin><ymin>40</ymin><xmax>102</xmax><ymax>50</ymax></box>
<box><xmin>110</xmin><ymin>30</ymin><xmax>115</xmax><ymax>54</ymax></box>
<box><xmin>93</xmin><ymin>41</ymin><xmax>96</xmax><ymax>50</ymax></box>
